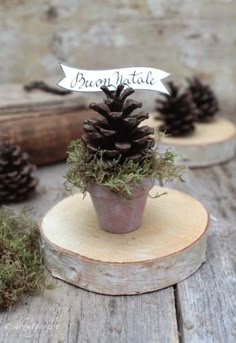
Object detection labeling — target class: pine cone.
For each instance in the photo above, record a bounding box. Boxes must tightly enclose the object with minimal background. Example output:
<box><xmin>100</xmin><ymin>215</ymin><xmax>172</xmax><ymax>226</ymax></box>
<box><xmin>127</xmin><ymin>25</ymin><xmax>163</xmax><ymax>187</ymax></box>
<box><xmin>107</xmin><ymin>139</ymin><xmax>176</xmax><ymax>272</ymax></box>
<box><xmin>187</xmin><ymin>77</ymin><xmax>219</xmax><ymax>122</ymax></box>
<box><xmin>0</xmin><ymin>142</ymin><xmax>38</xmax><ymax>203</ymax></box>
<box><xmin>82</xmin><ymin>84</ymin><xmax>155</xmax><ymax>161</ymax></box>
<box><xmin>156</xmin><ymin>81</ymin><xmax>198</xmax><ymax>137</ymax></box>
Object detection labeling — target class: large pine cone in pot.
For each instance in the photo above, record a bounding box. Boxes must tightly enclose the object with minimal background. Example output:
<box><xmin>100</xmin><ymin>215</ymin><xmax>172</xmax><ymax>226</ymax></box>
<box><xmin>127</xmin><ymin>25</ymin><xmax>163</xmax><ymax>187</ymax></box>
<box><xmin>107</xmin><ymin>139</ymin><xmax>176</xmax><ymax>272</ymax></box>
<box><xmin>82</xmin><ymin>84</ymin><xmax>155</xmax><ymax>162</ymax></box>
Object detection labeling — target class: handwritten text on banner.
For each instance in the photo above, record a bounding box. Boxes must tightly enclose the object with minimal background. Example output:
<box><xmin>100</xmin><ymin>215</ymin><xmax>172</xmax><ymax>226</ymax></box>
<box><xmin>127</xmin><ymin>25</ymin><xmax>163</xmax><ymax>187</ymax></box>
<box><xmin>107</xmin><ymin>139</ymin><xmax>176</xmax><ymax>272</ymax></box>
<box><xmin>58</xmin><ymin>64</ymin><xmax>170</xmax><ymax>94</ymax></box>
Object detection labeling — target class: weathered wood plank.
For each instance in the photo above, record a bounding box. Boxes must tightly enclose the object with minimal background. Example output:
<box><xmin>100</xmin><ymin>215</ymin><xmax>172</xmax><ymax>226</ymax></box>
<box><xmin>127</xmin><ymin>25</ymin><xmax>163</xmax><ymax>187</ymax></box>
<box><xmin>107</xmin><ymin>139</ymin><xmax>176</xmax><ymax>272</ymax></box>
<box><xmin>0</xmin><ymin>286</ymin><xmax>179</xmax><ymax>343</ymax></box>
<box><xmin>0</xmin><ymin>82</ymin><xmax>86</xmax><ymax>115</ymax></box>
<box><xmin>0</xmin><ymin>163</ymin><xmax>179</xmax><ymax>343</ymax></box>
<box><xmin>169</xmin><ymin>161</ymin><xmax>236</xmax><ymax>343</ymax></box>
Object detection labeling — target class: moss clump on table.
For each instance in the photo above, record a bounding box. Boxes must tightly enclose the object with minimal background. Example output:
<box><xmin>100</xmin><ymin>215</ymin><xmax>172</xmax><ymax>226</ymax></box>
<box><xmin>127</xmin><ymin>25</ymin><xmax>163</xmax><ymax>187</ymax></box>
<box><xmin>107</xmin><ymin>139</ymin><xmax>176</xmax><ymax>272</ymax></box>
<box><xmin>0</xmin><ymin>208</ymin><xmax>44</xmax><ymax>311</ymax></box>
<box><xmin>65</xmin><ymin>135</ymin><xmax>184</xmax><ymax>197</ymax></box>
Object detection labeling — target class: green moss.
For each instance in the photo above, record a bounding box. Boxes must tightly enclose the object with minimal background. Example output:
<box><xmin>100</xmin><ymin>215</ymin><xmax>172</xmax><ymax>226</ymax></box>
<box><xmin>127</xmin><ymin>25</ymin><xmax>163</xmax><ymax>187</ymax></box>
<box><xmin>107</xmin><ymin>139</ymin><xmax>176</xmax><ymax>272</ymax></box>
<box><xmin>64</xmin><ymin>134</ymin><xmax>184</xmax><ymax>197</ymax></box>
<box><xmin>0</xmin><ymin>208</ymin><xmax>44</xmax><ymax>311</ymax></box>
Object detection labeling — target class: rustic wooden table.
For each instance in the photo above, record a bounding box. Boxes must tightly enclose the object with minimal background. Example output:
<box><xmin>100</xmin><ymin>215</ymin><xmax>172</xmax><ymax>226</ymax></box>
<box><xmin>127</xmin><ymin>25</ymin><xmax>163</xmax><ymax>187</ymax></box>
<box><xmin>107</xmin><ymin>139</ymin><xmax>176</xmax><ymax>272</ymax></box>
<box><xmin>0</xmin><ymin>155</ymin><xmax>235</xmax><ymax>343</ymax></box>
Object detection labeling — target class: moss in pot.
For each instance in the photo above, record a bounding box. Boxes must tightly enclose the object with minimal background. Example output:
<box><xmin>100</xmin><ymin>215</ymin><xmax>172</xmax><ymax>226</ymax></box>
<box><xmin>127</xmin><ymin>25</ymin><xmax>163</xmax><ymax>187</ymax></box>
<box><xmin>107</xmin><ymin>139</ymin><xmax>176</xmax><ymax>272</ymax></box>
<box><xmin>65</xmin><ymin>84</ymin><xmax>183</xmax><ymax>234</ymax></box>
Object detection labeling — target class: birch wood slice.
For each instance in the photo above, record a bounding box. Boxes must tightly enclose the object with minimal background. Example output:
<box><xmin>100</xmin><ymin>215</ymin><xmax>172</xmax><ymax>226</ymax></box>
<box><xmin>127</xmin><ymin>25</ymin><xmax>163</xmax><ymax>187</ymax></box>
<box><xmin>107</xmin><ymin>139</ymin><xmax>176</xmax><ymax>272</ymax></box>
<box><xmin>145</xmin><ymin>115</ymin><xmax>236</xmax><ymax>167</ymax></box>
<box><xmin>41</xmin><ymin>186</ymin><xmax>209</xmax><ymax>295</ymax></box>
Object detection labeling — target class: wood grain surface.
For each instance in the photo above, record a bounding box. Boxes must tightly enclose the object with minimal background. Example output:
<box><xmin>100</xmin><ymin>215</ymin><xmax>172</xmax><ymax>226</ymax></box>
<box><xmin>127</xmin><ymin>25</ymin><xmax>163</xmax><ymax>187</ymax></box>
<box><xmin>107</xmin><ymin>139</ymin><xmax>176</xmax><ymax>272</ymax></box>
<box><xmin>0</xmin><ymin>143</ymin><xmax>235</xmax><ymax>342</ymax></box>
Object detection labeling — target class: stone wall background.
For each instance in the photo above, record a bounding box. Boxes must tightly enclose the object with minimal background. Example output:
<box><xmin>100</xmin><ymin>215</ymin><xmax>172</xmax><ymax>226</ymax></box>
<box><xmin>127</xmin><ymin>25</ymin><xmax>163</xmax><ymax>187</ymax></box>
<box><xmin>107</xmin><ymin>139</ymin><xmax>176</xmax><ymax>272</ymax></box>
<box><xmin>0</xmin><ymin>0</ymin><xmax>235</xmax><ymax>113</ymax></box>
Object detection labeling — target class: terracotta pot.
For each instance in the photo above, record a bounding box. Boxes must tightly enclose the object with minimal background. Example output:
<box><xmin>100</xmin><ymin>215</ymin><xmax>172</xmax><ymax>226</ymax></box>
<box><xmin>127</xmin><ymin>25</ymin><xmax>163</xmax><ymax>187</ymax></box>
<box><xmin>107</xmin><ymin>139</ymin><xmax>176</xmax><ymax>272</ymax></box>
<box><xmin>88</xmin><ymin>178</ymin><xmax>154</xmax><ymax>234</ymax></box>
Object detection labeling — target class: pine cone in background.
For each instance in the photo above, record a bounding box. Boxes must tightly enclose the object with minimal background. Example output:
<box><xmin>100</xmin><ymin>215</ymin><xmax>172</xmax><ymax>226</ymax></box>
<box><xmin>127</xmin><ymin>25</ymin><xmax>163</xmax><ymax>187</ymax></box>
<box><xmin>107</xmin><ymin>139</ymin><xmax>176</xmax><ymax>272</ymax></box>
<box><xmin>0</xmin><ymin>142</ymin><xmax>38</xmax><ymax>203</ymax></box>
<box><xmin>82</xmin><ymin>84</ymin><xmax>155</xmax><ymax>161</ymax></box>
<box><xmin>156</xmin><ymin>81</ymin><xmax>198</xmax><ymax>137</ymax></box>
<box><xmin>187</xmin><ymin>77</ymin><xmax>219</xmax><ymax>122</ymax></box>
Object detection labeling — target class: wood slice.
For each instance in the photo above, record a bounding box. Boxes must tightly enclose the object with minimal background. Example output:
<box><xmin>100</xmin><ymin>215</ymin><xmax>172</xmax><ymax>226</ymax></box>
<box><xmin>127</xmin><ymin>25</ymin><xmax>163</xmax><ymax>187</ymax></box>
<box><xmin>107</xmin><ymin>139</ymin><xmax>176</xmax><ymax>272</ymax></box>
<box><xmin>41</xmin><ymin>186</ymin><xmax>209</xmax><ymax>295</ymax></box>
<box><xmin>145</xmin><ymin>115</ymin><xmax>236</xmax><ymax>167</ymax></box>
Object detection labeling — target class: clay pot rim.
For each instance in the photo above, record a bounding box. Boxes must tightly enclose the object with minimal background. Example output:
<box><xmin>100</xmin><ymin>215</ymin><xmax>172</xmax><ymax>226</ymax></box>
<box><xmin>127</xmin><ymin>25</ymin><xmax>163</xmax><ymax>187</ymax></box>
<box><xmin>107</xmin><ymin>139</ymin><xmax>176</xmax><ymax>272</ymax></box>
<box><xmin>88</xmin><ymin>177</ymin><xmax>155</xmax><ymax>200</ymax></box>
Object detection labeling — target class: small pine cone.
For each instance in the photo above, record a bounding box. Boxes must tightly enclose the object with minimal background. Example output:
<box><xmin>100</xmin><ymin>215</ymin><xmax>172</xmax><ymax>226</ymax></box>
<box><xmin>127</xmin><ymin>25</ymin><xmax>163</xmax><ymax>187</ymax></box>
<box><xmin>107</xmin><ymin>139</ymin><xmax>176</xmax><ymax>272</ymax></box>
<box><xmin>187</xmin><ymin>77</ymin><xmax>219</xmax><ymax>122</ymax></box>
<box><xmin>82</xmin><ymin>84</ymin><xmax>155</xmax><ymax>161</ymax></box>
<box><xmin>156</xmin><ymin>81</ymin><xmax>198</xmax><ymax>137</ymax></box>
<box><xmin>0</xmin><ymin>142</ymin><xmax>38</xmax><ymax>203</ymax></box>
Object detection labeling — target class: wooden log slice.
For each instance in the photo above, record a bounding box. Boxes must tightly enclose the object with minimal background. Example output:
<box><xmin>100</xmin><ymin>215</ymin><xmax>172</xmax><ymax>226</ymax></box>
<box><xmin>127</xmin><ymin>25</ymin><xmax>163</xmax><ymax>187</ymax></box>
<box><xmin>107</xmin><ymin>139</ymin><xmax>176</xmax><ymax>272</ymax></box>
<box><xmin>41</xmin><ymin>186</ymin><xmax>209</xmax><ymax>295</ymax></box>
<box><xmin>144</xmin><ymin>115</ymin><xmax>236</xmax><ymax>167</ymax></box>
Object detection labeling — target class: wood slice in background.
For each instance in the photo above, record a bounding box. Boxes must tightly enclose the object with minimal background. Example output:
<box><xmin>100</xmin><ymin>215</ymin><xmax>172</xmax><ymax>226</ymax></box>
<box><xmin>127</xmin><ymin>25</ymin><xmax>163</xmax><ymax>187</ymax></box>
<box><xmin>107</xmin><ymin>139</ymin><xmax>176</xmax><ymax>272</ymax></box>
<box><xmin>145</xmin><ymin>115</ymin><xmax>236</xmax><ymax>168</ymax></box>
<box><xmin>41</xmin><ymin>186</ymin><xmax>209</xmax><ymax>295</ymax></box>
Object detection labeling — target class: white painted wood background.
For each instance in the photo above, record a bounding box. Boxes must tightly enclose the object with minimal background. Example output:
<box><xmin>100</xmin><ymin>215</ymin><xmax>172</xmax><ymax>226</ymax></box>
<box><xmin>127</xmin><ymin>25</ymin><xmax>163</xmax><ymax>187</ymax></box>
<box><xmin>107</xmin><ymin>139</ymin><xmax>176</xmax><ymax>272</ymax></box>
<box><xmin>0</xmin><ymin>0</ymin><xmax>236</xmax><ymax>112</ymax></box>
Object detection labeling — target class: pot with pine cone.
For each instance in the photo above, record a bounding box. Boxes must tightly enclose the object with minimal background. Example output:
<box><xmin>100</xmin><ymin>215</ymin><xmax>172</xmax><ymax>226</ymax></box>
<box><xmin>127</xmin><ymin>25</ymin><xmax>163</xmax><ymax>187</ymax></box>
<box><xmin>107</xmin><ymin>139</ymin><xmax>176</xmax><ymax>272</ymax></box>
<box><xmin>65</xmin><ymin>85</ymin><xmax>182</xmax><ymax>234</ymax></box>
<box><xmin>0</xmin><ymin>141</ymin><xmax>38</xmax><ymax>203</ymax></box>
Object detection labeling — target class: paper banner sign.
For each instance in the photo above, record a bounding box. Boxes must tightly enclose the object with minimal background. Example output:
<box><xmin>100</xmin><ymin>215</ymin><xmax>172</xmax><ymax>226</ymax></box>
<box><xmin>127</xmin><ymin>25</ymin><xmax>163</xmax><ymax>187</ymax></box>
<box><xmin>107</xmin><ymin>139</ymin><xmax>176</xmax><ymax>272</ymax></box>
<box><xmin>58</xmin><ymin>64</ymin><xmax>170</xmax><ymax>94</ymax></box>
